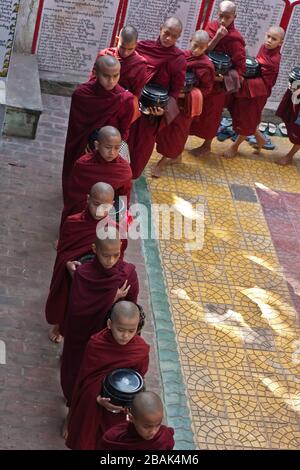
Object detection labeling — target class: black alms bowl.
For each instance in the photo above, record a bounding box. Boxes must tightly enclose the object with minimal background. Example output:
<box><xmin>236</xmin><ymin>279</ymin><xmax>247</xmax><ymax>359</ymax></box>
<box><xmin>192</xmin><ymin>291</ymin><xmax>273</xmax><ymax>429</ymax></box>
<box><xmin>139</xmin><ymin>83</ymin><xmax>169</xmax><ymax>114</ymax></box>
<box><xmin>243</xmin><ymin>56</ymin><xmax>261</xmax><ymax>78</ymax></box>
<box><xmin>208</xmin><ymin>51</ymin><xmax>232</xmax><ymax>76</ymax></box>
<box><xmin>182</xmin><ymin>70</ymin><xmax>196</xmax><ymax>93</ymax></box>
<box><xmin>102</xmin><ymin>368</ymin><xmax>144</xmax><ymax>406</ymax></box>
<box><xmin>288</xmin><ymin>66</ymin><xmax>300</xmax><ymax>86</ymax></box>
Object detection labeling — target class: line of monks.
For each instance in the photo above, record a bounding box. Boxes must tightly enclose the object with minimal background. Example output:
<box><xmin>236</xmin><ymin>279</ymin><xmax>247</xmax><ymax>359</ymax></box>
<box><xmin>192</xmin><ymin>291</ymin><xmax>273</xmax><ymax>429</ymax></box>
<box><xmin>44</xmin><ymin>0</ymin><xmax>300</xmax><ymax>450</ymax></box>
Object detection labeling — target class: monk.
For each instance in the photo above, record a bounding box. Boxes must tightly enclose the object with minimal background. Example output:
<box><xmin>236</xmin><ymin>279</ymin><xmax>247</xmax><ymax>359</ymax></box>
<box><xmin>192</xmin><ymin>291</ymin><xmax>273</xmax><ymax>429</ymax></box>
<box><xmin>46</xmin><ymin>182</ymin><xmax>115</xmax><ymax>343</ymax></box>
<box><xmin>153</xmin><ymin>30</ymin><xmax>215</xmax><ymax>177</ymax></box>
<box><xmin>224</xmin><ymin>26</ymin><xmax>284</xmax><ymax>158</ymax></box>
<box><xmin>275</xmin><ymin>73</ymin><xmax>300</xmax><ymax>165</ymax></box>
<box><xmin>128</xmin><ymin>17</ymin><xmax>187</xmax><ymax>179</ymax></box>
<box><xmin>61</xmin><ymin>227</ymin><xmax>139</xmax><ymax>410</ymax></box>
<box><xmin>65</xmin><ymin>301</ymin><xmax>150</xmax><ymax>450</ymax></box>
<box><xmin>62</xmin><ymin>55</ymin><xmax>135</xmax><ymax>195</ymax></box>
<box><xmin>90</xmin><ymin>25</ymin><xmax>147</xmax><ymax>97</ymax></box>
<box><xmin>61</xmin><ymin>126</ymin><xmax>132</xmax><ymax>228</ymax></box>
<box><xmin>97</xmin><ymin>391</ymin><xmax>175</xmax><ymax>450</ymax></box>
<box><xmin>190</xmin><ymin>1</ymin><xmax>246</xmax><ymax>156</ymax></box>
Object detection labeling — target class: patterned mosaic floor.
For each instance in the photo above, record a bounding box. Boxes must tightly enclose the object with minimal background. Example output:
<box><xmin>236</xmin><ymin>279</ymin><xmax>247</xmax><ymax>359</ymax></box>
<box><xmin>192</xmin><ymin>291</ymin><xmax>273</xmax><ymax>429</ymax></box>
<box><xmin>144</xmin><ymin>134</ymin><xmax>300</xmax><ymax>449</ymax></box>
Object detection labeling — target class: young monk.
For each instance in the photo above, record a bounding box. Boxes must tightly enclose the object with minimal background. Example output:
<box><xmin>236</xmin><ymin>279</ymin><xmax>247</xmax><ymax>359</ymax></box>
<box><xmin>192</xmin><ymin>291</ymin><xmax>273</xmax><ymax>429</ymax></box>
<box><xmin>90</xmin><ymin>25</ymin><xmax>147</xmax><ymax>97</ymax></box>
<box><xmin>61</xmin><ymin>126</ymin><xmax>132</xmax><ymax>228</ymax></box>
<box><xmin>61</xmin><ymin>227</ymin><xmax>139</xmax><ymax>410</ymax></box>
<box><xmin>46</xmin><ymin>182</ymin><xmax>115</xmax><ymax>343</ymax></box>
<box><xmin>65</xmin><ymin>301</ymin><xmax>150</xmax><ymax>450</ymax></box>
<box><xmin>190</xmin><ymin>1</ymin><xmax>246</xmax><ymax>156</ymax></box>
<box><xmin>62</xmin><ymin>55</ymin><xmax>135</xmax><ymax>195</ymax></box>
<box><xmin>153</xmin><ymin>30</ymin><xmax>215</xmax><ymax>177</ymax></box>
<box><xmin>224</xmin><ymin>26</ymin><xmax>284</xmax><ymax>158</ymax></box>
<box><xmin>97</xmin><ymin>391</ymin><xmax>175</xmax><ymax>450</ymax></box>
<box><xmin>128</xmin><ymin>17</ymin><xmax>187</xmax><ymax>179</ymax></box>
<box><xmin>275</xmin><ymin>71</ymin><xmax>300</xmax><ymax>165</ymax></box>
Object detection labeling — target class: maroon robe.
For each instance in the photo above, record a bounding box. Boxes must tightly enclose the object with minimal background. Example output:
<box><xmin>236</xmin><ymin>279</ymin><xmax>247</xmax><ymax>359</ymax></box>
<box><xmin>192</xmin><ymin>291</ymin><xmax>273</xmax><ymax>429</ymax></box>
<box><xmin>61</xmin><ymin>150</ymin><xmax>132</xmax><ymax>227</ymax></box>
<box><xmin>97</xmin><ymin>421</ymin><xmax>175</xmax><ymax>450</ymax></box>
<box><xmin>45</xmin><ymin>209</ymin><xmax>126</xmax><ymax>333</ymax></box>
<box><xmin>229</xmin><ymin>45</ymin><xmax>281</xmax><ymax>135</ymax></box>
<box><xmin>276</xmin><ymin>89</ymin><xmax>300</xmax><ymax>145</ymax></box>
<box><xmin>66</xmin><ymin>328</ymin><xmax>150</xmax><ymax>450</ymax></box>
<box><xmin>156</xmin><ymin>51</ymin><xmax>215</xmax><ymax>158</ymax></box>
<box><xmin>190</xmin><ymin>21</ymin><xmax>246</xmax><ymax>140</ymax></box>
<box><xmin>128</xmin><ymin>38</ymin><xmax>186</xmax><ymax>178</ymax></box>
<box><xmin>61</xmin><ymin>257</ymin><xmax>139</xmax><ymax>406</ymax></box>
<box><xmin>62</xmin><ymin>78</ymin><xmax>134</xmax><ymax>195</ymax></box>
<box><xmin>90</xmin><ymin>48</ymin><xmax>147</xmax><ymax>97</ymax></box>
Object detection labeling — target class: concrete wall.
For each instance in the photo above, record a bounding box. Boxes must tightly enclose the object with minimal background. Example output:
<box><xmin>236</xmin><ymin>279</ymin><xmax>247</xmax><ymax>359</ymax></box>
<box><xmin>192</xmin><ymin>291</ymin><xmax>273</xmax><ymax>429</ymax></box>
<box><xmin>14</xmin><ymin>0</ymin><xmax>40</xmax><ymax>54</ymax></box>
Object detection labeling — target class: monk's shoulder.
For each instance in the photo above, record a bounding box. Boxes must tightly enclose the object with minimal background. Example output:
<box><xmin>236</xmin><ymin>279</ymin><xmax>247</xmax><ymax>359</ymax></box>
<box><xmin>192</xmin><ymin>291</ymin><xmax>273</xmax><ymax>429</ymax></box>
<box><xmin>76</xmin><ymin>152</ymin><xmax>94</xmax><ymax>166</ymax></box>
<box><xmin>74</xmin><ymin>80</ymin><xmax>95</xmax><ymax>97</ymax></box>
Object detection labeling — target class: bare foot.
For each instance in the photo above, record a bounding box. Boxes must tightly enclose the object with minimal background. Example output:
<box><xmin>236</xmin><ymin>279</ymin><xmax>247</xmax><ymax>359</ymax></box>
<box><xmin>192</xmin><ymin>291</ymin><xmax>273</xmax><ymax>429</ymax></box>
<box><xmin>275</xmin><ymin>155</ymin><xmax>294</xmax><ymax>166</ymax></box>
<box><xmin>48</xmin><ymin>324</ymin><xmax>63</xmax><ymax>343</ymax></box>
<box><xmin>223</xmin><ymin>144</ymin><xmax>238</xmax><ymax>158</ymax></box>
<box><xmin>62</xmin><ymin>410</ymin><xmax>70</xmax><ymax>440</ymax></box>
<box><xmin>190</xmin><ymin>143</ymin><xmax>211</xmax><ymax>157</ymax></box>
<box><xmin>252</xmin><ymin>132</ymin><xmax>266</xmax><ymax>154</ymax></box>
<box><xmin>152</xmin><ymin>157</ymin><xmax>169</xmax><ymax>178</ymax></box>
<box><xmin>170</xmin><ymin>154</ymin><xmax>182</xmax><ymax>164</ymax></box>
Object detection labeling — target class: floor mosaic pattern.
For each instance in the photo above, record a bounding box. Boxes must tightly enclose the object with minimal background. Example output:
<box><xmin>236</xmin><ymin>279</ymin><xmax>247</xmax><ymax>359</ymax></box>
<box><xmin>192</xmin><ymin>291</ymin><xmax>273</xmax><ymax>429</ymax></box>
<box><xmin>144</xmin><ymin>135</ymin><xmax>300</xmax><ymax>449</ymax></box>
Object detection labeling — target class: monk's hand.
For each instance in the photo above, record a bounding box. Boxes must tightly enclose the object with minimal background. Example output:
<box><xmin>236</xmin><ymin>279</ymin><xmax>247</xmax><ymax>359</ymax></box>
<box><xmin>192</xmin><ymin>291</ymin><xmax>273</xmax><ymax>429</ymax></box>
<box><xmin>66</xmin><ymin>260</ymin><xmax>82</xmax><ymax>278</ymax></box>
<box><xmin>113</xmin><ymin>280</ymin><xmax>131</xmax><ymax>303</ymax></box>
<box><xmin>178</xmin><ymin>92</ymin><xmax>185</xmax><ymax>98</ymax></box>
<box><xmin>216</xmin><ymin>26</ymin><xmax>228</xmax><ymax>38</ymax></box>
<box><xmin>149</xmin><ymin>106</ymin><xmax>164</xmax><ymax>116</ymax></box>
<box><xmin>215</xmin><ymin>74</ymin><xmax>224</xmax><ymax>82</ymax></box>
<box><xmin>96</xmin><ymin>395</ymin><xmax>125</xmax><ymax>413</ymax></box>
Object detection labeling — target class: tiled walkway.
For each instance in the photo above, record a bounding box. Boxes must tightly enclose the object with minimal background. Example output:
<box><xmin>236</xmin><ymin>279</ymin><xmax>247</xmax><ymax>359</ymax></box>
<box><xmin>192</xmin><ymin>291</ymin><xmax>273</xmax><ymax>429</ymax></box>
<box><xmin>144</xmin><ymin>135</ymin><xmax>300</xmax><ymax>449</ymax></box>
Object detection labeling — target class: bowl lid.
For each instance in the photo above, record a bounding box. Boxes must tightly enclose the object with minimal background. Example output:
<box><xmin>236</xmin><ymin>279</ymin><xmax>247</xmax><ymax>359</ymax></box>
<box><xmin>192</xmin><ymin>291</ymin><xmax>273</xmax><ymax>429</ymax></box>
<box><xmin>208</xmin><ymin>51</ymin><xmax>232</xmax><ymax>65</ymax></box>
<box><xmin>142</xmin><ymin>83</ymin><xmax>169</xmax><ymax>98</ymax></box>
<box><xmin>106</xmin><ymin>368</ymin><xmax>143</xmax><ymax>393</ymax></box>
<box><xmin>289</xmin><ymin>66</ymin><xmax>300</xmax><ymax>81</ymax></box>
<box><xmin>246</xmin><ymin>56</ymin><xmax>259</xmax><ymax>67</ymax></box>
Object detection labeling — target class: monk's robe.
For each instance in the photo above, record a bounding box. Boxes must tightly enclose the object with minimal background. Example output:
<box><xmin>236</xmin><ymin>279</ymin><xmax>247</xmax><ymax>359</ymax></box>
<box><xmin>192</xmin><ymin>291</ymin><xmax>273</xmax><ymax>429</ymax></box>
<box><xmin>156</xmin><ymin>51</ymin><xmax>215</xmax><ymax>158</ymax></box>
<box><xmin>62</xmin><ymin>78</ymin><xmax>134</xmax><ymax>195</ymax></box>
<box><xmin>190</xmin><ymin>21</ymin><xmax>246</xmax><ymax>140</ymax></box>
<box><xmin>66</xmin><ymin>328</ymin><xmax>150</xmax><ymax>450</ymax></box>
<box><xmin>228</xmin><ymin>45</ymin><xmax>281</xmax><ymax>135</ymax></box>
<box><xmin>90</xmin><ymin>48</ymin><xmax>147</xmax><ymax>97</ymax></box>
<box><xmin>45</xmin><ymin>209</ymin><xmax>126</xmax><ymax>334</ymax></box>
<box><xmin>97</xmin><ymin>421</ymin><xmax>175</xmax><ymax>450</ymax></box>
<box><xmin>276</xmin><ymin>89</ymin><xmax>300</xmax><ymax>145</ymax></box>
<box><xmin>61</xmin><ymin>150</ymin><xmax>132</xmax><ymax>227</ymax></box>
<box><xmin>61</xmin><ymin>257</ymin><xmax>139</xmax><ymax>406</ymax></box>
<box><xmin>128</xmin><ymin>38</ymin><xmax>186</xmax><ymax>178</ymax></box>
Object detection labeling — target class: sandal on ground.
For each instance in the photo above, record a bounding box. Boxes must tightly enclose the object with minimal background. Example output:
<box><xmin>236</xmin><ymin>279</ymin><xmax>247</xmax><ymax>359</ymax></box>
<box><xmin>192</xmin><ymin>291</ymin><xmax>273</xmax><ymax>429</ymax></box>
<box><xmin>278</xmin><ymin>122</ymin><xmax>287</xmax><ymax>136</ymax></box>
<box><xmin>267</xmin><ymin>123</ymin><xmax>277</xmax><ymax>135</ymax></box>
<box><xmin>258</xmin><ymin>122</ymin><xmax>268</xmax><ymax>132</ymax></box>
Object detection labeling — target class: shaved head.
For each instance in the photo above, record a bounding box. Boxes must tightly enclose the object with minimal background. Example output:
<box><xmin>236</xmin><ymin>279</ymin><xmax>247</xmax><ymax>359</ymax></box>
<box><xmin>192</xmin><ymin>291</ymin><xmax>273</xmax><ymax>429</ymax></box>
<box><xmin>219</xmin><ymin>1</ymin><xmax>236</xmax><ymax>13</ymax></box>
<box><xmin>163</xmin><ymin>16</ymin><xmax>183</xmax><ymax>32</ymax></box>
<box><xmin>95</xmin><ymin>55</ymin><xmax>120</xmax><ymax>74</ymax></box>
<box><xmin>96</xmin><ymin>126</ymin><xmax>121</xmax><ymax>143</ymax></box>
<box><xmin>110</xmin><ymin>301</ymin><xmax>140</xmax><ymax>323</ymax></box>
<box><xmin>193</xmin><ymin>30</ymin><xmax>209</xmax><ymax>44</ymax></box>
<box><xmin>89</xmin><ymin>182</ymin><xmax>114</xmax><ymax>200</ymax></box>
<box><xmin>95</xmin><ymin>225</ymin><xmax>120</xmax><ymax>250</ymax></box>
<box><xmin>131</xmin><ymin>392</ymin><xmax>163</xmax><ymax>418</ymax></box>
<box><xmin>268</xmin><ymin>26</ymin><xmax>285</xmax><ymax>39</ymax></box>
<box><xmin>120</xmin><ymin>25</ymin><xmax>138</xmax><ymax>43</ymax></box>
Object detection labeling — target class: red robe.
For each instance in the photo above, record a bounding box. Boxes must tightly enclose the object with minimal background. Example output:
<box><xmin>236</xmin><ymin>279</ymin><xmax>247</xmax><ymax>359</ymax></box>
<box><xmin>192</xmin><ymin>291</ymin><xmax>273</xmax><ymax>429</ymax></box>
<box><xmin>61</xmin><ymin>257</ymin><xmax>138</xmax><ymax>406</ymax></box>
<box><xmin>66</xmin><ymin>328</ymin><xmax>150</xmax><ymax>450</ymax></box>
<box><xmin>61</xmin><ymin>150</ymin><xmax>132</xmax><ymax>227</ymax></box>
<box><xmin>90</xmin><ymin>48</ymin><xmax>147</xmax><ymax>97</ymax></box>
<box><xmin>190</xmin><ymin>21</ymin><xmax>246</xmax><ymax>140</ymax></box>
<box><xmin>229</xmin><ymin>45</ymin><xmax>281</xmax><ymax>135</ymax></box>
<box><xmin>156</xmin><ymin>51</ymin><xmax>215</xmax><ymax>158</ymax></box>
<box><xmin>128</xmin><ymin>38</ymin><xmax>186</xmax><ymax>178</ymax></box>
<box><xmin>45</xmin><ymin>209</ymin><xmax>126</xmax><ymax>333</ymax></box>
<box><xmin>62</xmin><ymin>78</ymin><xmax>134</xmax><ymax>194</ymax></box>
<box><xmin>97</xmin><ymin>422</ymin><xmax>175</xmax><ymax>450</ymax></box>
<box><xmin>276</xmin><ymin>89</ymin><xmax>300</xmax><ymax>145</ymax></box>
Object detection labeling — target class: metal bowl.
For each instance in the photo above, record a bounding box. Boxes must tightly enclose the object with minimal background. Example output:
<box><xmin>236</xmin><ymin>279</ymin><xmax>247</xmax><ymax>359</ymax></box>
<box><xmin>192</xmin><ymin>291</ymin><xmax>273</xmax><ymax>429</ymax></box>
<box><xmin>181</xmin><ymin>70</ymin><xmax>196</xmax><ymax>93</ymax></box>
<box><xmin>243</xmin><ymin>56</ymin><xmax>261</xmax><ymax>78</ymax></box>
<box><xmin>139</xmin><ymin>83</ymin><xmax>169</xmax><ymax>114</ymax></box>
<box><xmin>208</xmin><ymin>51</ymin><xmax>232</xmax><ymax>75</ymax></box>
<box><xmin>102</xmin><ymin>368</ymin><xmax>144</xmax><ymax>406</ymax></box>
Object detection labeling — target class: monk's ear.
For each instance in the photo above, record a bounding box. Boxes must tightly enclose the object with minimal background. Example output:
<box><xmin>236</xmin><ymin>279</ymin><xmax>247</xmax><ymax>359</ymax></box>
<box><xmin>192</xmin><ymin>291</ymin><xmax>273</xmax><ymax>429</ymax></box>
<box><xmin>87</xmin><ymin>194</ymin><xmax>90</xmax><ymax>203</ymax></box>
<box><xmin>94</xmin><ymin>140</ymin><xmax>99</xmax><ymax>151</ymax></box>
<box><xmin>91</xmin><ymin>243</ymin><xmax>96</xmax><ymax>254</ymax></box>
<box><xmin>127</xmin><ymin>411</ymin><xmax>134</xmax><ymax>423</ymax></box>
<box><xmin>107</xmin><ymin>318</ymin><xmax>112</xmax><ymax>329</ymax></box>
